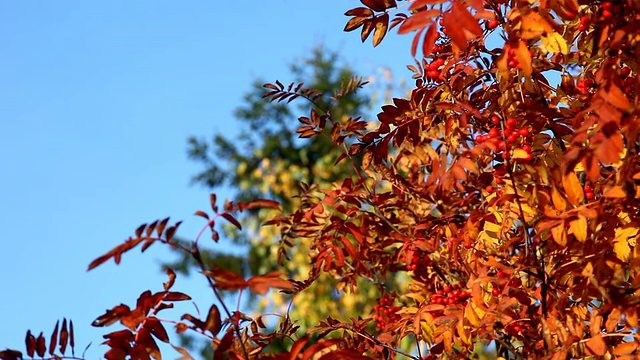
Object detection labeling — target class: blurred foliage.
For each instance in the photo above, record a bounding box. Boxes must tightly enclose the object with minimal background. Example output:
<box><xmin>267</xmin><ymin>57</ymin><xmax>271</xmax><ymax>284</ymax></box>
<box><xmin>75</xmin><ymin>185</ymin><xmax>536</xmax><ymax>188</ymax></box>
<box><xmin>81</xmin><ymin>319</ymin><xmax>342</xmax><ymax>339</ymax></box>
<box><xmin>163</xmin><ymin>46</ymin><xmax>400</xmax><ymax>355</ymax></box>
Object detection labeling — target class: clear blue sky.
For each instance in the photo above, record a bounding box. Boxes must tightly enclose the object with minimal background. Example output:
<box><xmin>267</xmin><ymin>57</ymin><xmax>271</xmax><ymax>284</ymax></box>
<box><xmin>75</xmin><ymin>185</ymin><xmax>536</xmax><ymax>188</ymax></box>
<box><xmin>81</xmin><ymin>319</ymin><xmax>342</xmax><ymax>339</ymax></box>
<box><xmin>0</xmin><ymin>1</ymin><xmax>412</xmax><ymax>357</ymax></box>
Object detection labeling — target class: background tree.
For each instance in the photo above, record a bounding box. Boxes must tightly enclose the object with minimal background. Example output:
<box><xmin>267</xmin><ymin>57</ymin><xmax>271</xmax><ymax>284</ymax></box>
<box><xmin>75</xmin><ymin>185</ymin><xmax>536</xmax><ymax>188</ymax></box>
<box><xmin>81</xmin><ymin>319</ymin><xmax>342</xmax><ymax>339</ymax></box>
<box><xmin>4</xmin><ymin>1</ymin><xmax>640</xmax><ymax>359</ymax></box>
<box><xmin>163</xmin><ymin>45</ymin><xmax>401</xmax><ymax>355</ymax></box>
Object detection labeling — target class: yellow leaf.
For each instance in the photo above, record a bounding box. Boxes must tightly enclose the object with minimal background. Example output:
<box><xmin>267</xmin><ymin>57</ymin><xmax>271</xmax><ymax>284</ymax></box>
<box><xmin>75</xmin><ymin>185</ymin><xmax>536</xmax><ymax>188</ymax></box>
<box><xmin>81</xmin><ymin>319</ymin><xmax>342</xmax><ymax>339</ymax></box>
<box><xmin>512</xmin><ymin>148</ymin><xmax>530</xmax><ymax>159</ymax></box>
<box><xmin>569</xmin><ymin>215</ymin><xmax>588</xmax><ymax>242</ymax></box>
<box><xmin>541</xmin><ymin>32</ymin><xmax>568</xmax><ymax>54</ymax></box>
<box><xmin>551</xmin><ymin>185</ymin><xmax>567</xmax><ymax>211</ymax></box>
<box><xmin>551</xmin><ymin>222</ymin><xmax>567</xmax><ymax>246</ymax></box>
<box><xmin>603</xmin><ymin>185</ymin><xmax>626</xmax><ymax>198</ymax></box>
<box><xmin>563</xmin><ymin>172</ymin><xmax>584</xmax><ymax>206</ymax></box>
<box><xmin>484</xmin><ymin>221</ymin><xmax>502</xmax><ymax>233</ymax></box>
<box><xmin>520</xmin><ymin>12</ymin><xmax>553</xmax><ymax>39</ymax></box>
<box><xmin>614</xmin><ymin>227</ymin><xmax>637</xmax><ymax>262</ymax></box>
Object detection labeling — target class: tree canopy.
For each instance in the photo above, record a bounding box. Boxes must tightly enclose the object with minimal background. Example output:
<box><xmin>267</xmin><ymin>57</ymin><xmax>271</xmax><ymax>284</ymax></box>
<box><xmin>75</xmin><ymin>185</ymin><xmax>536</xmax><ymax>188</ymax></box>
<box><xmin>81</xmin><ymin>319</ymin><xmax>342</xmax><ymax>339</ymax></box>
<box><xmin>4</xmin><ymin>0</ymin><xmax>640</xmax><ymax>359</ymax></box>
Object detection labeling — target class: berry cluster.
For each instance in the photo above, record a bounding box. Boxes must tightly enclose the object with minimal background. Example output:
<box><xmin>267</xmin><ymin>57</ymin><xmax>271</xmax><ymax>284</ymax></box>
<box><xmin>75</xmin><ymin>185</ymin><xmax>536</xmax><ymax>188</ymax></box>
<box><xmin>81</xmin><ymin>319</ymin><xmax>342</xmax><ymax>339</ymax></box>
<box><xmin>426</xmin><ymin>58</ymin><xmax>445</xmax><ymax>83</ymax></box>
<box><xmin>620</xmin><ymin>66</ymin><xmax>636</xmax><ymax>94</ymax></box>
<box><xmin>505</xmin><ymin>320</ymin><xmax>532</xmax><ymax>338</ymax></box>
<box><xmin>578</xmin><ymin>15</ymin><xmax>590</xmax><ymax>32</ymax></box>
<box><xmin>505</xmin><ymin>42</ymin><xmax>533</xmax><ymax>70</ymax></box>
<box><xmin>373</xmin><ymin>292</ymin><xmax>401</xmax><ymax>330</ymax></box>
<box><xmin>576</xmin><ymin>78</ymin><xmax>595</xmax><ymax>95</ymax></box>
<box><xmin>600</xmin><ymin>1</ymin><xmax>614</xmax><ymax>19</ymax></box>
<box><xmin>491</xmin><ymin>270</ymin><xmax>522</xmax><ymax>296</ymax></box>
<box><xmin>431</xmin><ymin>284</ymin><xmax>471</xmax><ymax>306</ymax></box>
<box><xmin>403</xmin><ymin>250</ymin><xmax>433</xmax><ymax>280</ymax></box>
<box><xmin>475</xmin><ymin>115</ymin><xmax>534</xmax><ymax>163</ymax></box>
<box><xmin>584</xmin><ymin>182</ymin><xmax>597</xmax><ymax>200</ymax></box>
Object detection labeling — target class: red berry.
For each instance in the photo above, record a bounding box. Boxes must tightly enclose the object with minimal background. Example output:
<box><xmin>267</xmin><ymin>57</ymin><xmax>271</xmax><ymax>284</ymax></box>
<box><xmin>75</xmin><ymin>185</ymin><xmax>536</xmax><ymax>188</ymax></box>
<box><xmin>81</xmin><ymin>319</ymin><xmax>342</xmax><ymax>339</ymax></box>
<box><xmin>586</xmin><ymin>191</ymin><xmax>595</xmax><ymax>200</ymax></box>
<box><xmin>602</xmin><ymin>9</ymin><xmax>613</xmax><ymax>18</ymax></box>
<box><xmin>492</xmin><ymin>287</ymin><xmax>501</xmax><ymax>296</ymax></box>
<box><xmin>621</xmin><ymin>67</ymin><xmax>631</xmax><ymax>77</ymax></box>
<box><xmin>464</xmin><ymin>241</ymin><xmax>472</xmax><ymax>249</ymax></box>
<box><xmin>491</xmin><ymin>114</ymin><xmax>500</xmax><ymax>125</ymax></box>
<box><xmin>584</xmin><ymin>184</ymin><xmax>593</xmax><ymax>192</ymax></box>
<box><xmin>486</xmin><ymin>19</ymin><xmax>499</xmax><ymax>30</ymax></box>
<box><xmin>486</xmin><ymin>185</ymin><xmax>494</xmax><ymax>193</ymax></box>
<box><xmin>578</xmin><ymin>23</ymin><xmax>587</xmax><ymax>31</ymax></box>
<box><xmin>519</xmin><ymin>128</ymin><xmax>530</xmax><ymax>137</ymax></box>
<box><xmin>488</xmin><ymin>127</ymin><xmax>499</xmax><ymax>138</ymax></box>
<box><xmin>506</xmin><ymin>117</ymin><xmax>517</xmax><ymax>128</ymax></box>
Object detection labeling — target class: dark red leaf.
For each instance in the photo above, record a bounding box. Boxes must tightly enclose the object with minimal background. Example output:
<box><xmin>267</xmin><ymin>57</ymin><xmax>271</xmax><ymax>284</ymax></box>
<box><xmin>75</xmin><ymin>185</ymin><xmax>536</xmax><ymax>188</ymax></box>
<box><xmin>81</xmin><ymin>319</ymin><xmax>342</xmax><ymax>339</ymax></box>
<box><xmin>25</xmin><ymin>331</ymin><xmax>35</xmax><ymax>358</ymax></box>
<box><xmin>35</xmin><ymin>333</ymin><xmax>45</xmax><ymax>357</ymax></box>
<box><xmin>220</xmin><ymin>212</ymin><xmax>242</xmax><ymax>230</ymax></box>
<box><xmin>49</xmin><ymin>321</ymin><xmax>59</xmax><ymax>356</ymax></box>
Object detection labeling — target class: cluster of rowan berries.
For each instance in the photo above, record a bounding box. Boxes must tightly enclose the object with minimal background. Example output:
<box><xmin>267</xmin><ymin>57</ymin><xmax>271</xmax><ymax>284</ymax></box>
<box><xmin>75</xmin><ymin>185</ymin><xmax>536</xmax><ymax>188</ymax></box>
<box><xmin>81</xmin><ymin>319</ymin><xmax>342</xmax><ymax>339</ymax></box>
<box><xmin>403</xmin><ymin>249</ymin><xmax>433</xmax><ymax>280</ymax></box>
<box><xmin>431</xmin><ymin>284</ymin><xmax>471</xmax><ymax>306</ymax></box>
<box><xmin>505</xmin><ymin>320</ymin><xmax>532</xmax><ymax>338</ymax></box>
<box><xmin>584</xmin><ymin>182</ymin><xmax>597</xmax><ymax>200</ymax></box>
<box><xmin>491</xmin><ymin>270</ymin><xmax>522</xmax><ymax>296</ymax></box>
<box><xmin>426</xmin><ymin>58</ymin><xmax>445</xmax><ymax>82</ymax></box>
<box><xmin>505</xmin><ymin>42</ymin><xmax>533</xmax><ymax>70</ymax></box>
<box><xmin>373</xmin><ymin>292</ymin><xmax>401</xmax><ymax>330</ymax></box>
<box><xmin>576</xmin><ymin>78</ymin><xmax>595</xmax><ymax>95</ymax></box>
<box><xmin>476</xmin><ymin>115</ymin><xmax>534</xmax><ymax>164</ymax></box>
<box><xmin>620</xmin><ymin>66</ymin><xmax>635</xmax><ymax>94</ymax></box>
<box><xmin>577</xmin><ymin>15</ymin><xmax>591</xmax><ymax>31</ymax></box>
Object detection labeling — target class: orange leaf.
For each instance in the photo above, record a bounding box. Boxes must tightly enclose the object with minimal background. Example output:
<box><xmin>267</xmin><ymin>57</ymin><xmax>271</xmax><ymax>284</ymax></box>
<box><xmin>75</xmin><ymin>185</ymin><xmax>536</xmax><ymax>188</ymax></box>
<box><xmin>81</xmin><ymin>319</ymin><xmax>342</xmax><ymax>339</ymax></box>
<box><xmin>372</xmin><ymin>13</ymin><xmax>389</xmax><ymax>47</ymax></box>
<box><xmin>202</xmin><ymin>267</ymin><xmax>247</xmax><ymax>291</ymax></box>
<box><xmin>247</xmin><ymin>271</ymin><xmax>295</xmax><ymax>295</ymax></box>
<box><xmin>515</xmin><ymin>40</ymin><xmax>533</xmax><ymax>77</ymax></box>
<box><xmin>603</xmin><ymin>185</ymin><xmax>626</xmax><ymax>198</ymax></box>
<box><xmin>599</xmin><ymin>83</ymin><xmax>632</xmax><ymax>111</ymax></box>
<box><xmin>562</xmin><ymin>172</ymin><xmax>584</xmax><ymax>206</ymax></box>
<box><xmin>520</xmin><ymin>12</ymin><xmax>552</xmax><ymax>39</ymax></box>
<box><xmin>612</xmin><ymin>342</ymin><xmax>638</xmax><ymax>356</ymax></box>
<box><xmin>584</xmin><ymin>334</ymin><xmax>607</xmax><ymax>356</ymax></box>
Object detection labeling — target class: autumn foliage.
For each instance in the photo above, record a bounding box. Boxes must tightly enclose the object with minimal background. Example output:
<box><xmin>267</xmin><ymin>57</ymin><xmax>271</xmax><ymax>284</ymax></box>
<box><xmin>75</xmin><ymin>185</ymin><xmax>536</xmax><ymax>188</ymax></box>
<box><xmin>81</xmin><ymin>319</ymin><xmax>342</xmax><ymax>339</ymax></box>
<box><xmin>4</xmin><ymin>0</ymin><xmax>640</xmax><ymax>359</ymax></box>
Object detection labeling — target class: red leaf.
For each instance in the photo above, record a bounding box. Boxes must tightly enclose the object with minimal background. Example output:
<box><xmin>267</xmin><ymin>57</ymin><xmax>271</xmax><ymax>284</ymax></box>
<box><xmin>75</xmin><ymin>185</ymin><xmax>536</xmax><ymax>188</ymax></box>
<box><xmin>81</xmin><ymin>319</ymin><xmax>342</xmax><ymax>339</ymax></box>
<box><xmin>202</xmin><ymin>267</ymin><xmax>248</xmax><ymax>291</ymax></box>
<box><xmin>238</xmin><ymin>199</ymin><xmax>280</xmax><ymax>210</ymax></box>
<box><xmin>25</xmin><ymin>331</ymin><xmax>36</xmax><ymax>358</ymax></box>
<box><xmin>247</xmin><ymin>271</ymin><xmax>296</xmax><ymax>295</ymax></box>
<box><xmin>361</xmin><ymin>0</ymin><xmax>396</xmax><ymax>12</ymax></box>
<box><xmin>221</xmin><ymin>213</ymin><xmax>242</xmax><ymax>230</ymax></box>
<box><xmin>49</xmin><ymin>321</ymin><xmax>59</xmax><ymax>356</ymax></box>
<box><xmin>163</xmin><ymin>292</ymin><xmax>192</xmax><ymax>301</ymax></box>
<box><xmin>143</xmin><ymin>317</ymin><xmax>169</xmax><ymax>343</ymax></box>
<box><xmin>59</xmin><ymin>318</ymin><xmax>68</xmax><ymax>354</ymax></box>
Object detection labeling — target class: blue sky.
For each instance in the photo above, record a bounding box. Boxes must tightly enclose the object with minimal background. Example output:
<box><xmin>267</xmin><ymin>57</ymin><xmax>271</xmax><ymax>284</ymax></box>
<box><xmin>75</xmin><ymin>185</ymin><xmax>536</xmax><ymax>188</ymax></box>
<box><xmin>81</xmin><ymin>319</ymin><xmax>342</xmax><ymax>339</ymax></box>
<box><xmin>0</xmin><ymin>1</ymin><xmax>412</xmax><ymax>358</ymax></box>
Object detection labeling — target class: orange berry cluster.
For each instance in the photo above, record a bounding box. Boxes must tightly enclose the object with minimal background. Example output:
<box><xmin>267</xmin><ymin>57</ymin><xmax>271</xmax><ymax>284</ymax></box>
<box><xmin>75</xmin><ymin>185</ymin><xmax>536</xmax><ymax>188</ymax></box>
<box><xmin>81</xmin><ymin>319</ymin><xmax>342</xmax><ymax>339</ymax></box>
<box><xmin>373</xmin><ymin>292</ymin><xmax>401</xmax><ymax>330</ymax></box>
<box><xmin>576</xmin><ymin>78</ymin><xmax>595</xmax><ymax>95</ymax></box>
<box><xmin>426</xmin><ymin>58</ymin><xmax>445</xmax><ymax>83</ymax></box>
<box><xmin>491</xmin><ymin>270</ymin><xmax>522</xmax><ymax>296</ymax></box>
<box><xmin>475</xmin><ymin>115</ymin><xmax>534</xmax><ymax>164</ymax></box>
<box><xmin>584</xmin><ymin>182</ymin><xmax>597</xmax><ymax>201</ymax></box>
<box><xmin>505</xmin><ymin>43</ymin><xmax>533</xmax><ymax>70</ymax></box>
<box><xmin>505</xmin><ymin>320</ymin><xmax>532</xmax><ymax>338</ymax></box>
<box><xmin>620</xmin><ymin>66</ymin><xmax>635</xmax><ymax>94</ymax></box>
<box><xmin>403</xmin><ymin>249</ymin><xmax>433</xmax><ymax>280</ymax></box>
<box><xmin>431</xmin><ymin>284</ymin><xmax>471</xmax><ymax>306</ymax></box>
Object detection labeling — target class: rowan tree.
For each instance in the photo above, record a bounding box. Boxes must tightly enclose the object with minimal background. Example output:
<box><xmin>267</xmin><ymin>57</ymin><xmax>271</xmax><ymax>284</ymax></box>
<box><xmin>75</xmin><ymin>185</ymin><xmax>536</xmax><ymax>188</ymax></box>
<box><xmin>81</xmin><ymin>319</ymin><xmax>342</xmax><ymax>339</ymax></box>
<box><xmin>3</xmin><ymin>0</ymin><xmax>640</xmax><ymax>359</ymax></box>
